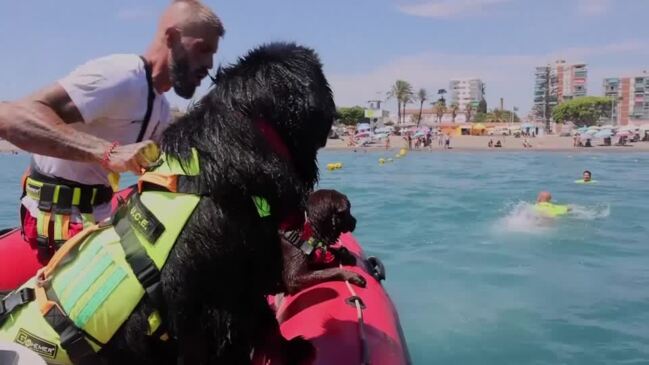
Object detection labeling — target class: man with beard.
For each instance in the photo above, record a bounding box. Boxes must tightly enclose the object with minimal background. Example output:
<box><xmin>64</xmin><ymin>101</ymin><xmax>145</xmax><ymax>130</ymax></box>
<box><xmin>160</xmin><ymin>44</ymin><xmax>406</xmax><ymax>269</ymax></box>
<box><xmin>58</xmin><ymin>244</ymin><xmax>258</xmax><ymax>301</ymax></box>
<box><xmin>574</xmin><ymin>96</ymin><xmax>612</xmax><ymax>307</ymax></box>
<box><xmin>0</xmin><ymin>0</ymin><xmax>224</xmax><ymax>260</ymax></box>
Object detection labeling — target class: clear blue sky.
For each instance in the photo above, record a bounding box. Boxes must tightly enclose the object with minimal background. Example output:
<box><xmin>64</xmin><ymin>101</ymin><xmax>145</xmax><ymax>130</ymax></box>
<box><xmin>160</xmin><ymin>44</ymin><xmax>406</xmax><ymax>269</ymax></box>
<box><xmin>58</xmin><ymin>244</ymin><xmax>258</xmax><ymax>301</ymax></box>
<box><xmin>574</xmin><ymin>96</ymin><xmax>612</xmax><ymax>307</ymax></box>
<box><xmin>1</xmin><ymin>0</ymin><xmax>648</xmax><ymax>116</ymax></box>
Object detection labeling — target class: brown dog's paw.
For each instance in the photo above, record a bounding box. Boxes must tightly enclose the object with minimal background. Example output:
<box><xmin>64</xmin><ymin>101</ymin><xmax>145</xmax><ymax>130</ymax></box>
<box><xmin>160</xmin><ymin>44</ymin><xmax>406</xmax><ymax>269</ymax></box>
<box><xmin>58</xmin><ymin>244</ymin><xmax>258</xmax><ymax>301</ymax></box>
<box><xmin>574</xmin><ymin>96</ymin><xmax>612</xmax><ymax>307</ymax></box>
<box><xmin>342</xmin><ymin>270</ymin><xmax>367</xmax><ymax>288</ymax></box>
<box><xmin>284</xmin><ymin>336</ymin><xmax>316</xmax><ymax>365</ymax></box>
<box><xmin>335</xmin><ymin>247</ymin><xmax>357</xmax><ymax>266</ymax></box>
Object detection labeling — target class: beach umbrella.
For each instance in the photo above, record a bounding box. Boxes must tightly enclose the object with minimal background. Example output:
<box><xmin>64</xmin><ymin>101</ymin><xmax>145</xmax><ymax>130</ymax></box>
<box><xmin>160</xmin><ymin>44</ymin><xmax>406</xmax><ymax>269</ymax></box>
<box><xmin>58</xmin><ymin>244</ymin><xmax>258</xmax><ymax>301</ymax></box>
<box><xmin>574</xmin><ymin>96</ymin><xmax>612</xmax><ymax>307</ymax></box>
<box><xmin>594</xmin><ymin>130</ymin><xmax>613</xmax><ymax>138</ymax></box>
<box><xmin>616</xmin><ymin>130</ymin><xmax>632</xmax><ymax>137</ymax></box>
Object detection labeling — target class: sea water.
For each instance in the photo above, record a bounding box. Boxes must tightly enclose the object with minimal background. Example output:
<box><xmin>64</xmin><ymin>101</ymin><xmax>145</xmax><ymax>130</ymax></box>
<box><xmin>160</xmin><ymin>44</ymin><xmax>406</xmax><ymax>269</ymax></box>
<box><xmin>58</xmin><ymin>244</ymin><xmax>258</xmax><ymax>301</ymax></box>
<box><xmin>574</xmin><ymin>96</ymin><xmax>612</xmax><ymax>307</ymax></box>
<box><xmin>2</xmin><ymin>151</ymin><xmax>648</xmax><ymax>364</ymax></box>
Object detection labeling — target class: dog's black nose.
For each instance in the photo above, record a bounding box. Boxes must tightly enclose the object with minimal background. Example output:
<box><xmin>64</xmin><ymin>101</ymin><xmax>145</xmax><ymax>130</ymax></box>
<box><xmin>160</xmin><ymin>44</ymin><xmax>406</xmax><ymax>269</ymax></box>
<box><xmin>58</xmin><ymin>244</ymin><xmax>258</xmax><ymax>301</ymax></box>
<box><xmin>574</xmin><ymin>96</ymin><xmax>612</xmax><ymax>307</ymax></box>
<box><xmin>345</xmin><ymin>216</ymin><xmax>356</xmax><ymax>232</ymax></box>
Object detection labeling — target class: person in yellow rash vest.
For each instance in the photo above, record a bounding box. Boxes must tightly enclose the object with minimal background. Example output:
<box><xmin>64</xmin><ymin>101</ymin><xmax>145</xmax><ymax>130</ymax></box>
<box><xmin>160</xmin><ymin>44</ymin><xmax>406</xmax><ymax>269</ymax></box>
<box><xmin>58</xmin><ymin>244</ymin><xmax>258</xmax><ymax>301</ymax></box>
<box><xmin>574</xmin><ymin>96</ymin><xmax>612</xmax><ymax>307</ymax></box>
<box><xmin>534</xmin><ymin>191</ymin><xmax>571</xmax><ymax>217</ymax></box>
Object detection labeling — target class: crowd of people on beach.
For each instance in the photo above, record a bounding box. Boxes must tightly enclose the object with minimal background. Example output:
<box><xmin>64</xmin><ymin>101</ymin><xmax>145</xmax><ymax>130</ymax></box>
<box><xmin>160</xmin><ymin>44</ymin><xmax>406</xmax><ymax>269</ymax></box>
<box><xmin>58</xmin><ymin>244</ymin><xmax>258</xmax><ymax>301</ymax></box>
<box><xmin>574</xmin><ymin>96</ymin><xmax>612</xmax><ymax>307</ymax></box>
<box><xmin>402</xmin><ymin>132</ymin><xmax>451</xmax><ymax>150</ymax></box>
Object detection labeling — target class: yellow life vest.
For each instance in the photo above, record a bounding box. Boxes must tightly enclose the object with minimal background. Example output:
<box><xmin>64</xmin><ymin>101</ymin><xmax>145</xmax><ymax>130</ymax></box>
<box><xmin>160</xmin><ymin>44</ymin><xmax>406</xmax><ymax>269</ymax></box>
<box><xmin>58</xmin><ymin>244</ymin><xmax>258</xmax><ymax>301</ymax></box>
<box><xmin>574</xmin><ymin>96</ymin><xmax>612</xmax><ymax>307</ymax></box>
<box><xmin>534</xmin><ymin>202</ymin><xmax>569</xmax><ymax>217</ymax></box>
<box><xmin>0</xmin><ymin>148</ymin><xmax>271</xmax><ymax>364</ymax></box>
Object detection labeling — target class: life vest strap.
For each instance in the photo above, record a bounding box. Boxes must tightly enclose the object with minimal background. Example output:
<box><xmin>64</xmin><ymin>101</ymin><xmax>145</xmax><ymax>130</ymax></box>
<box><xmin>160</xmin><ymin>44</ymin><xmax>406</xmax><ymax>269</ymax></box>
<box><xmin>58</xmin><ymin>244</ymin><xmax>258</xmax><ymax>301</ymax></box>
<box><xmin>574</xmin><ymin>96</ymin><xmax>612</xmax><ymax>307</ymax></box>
<box><xmin>0</xmin><ymin>288</ymin><xmax>35</xmax><ymax>326</ymax></box>
<box><xmin>113</xmin><ymin>206</ymin><xmax>165</xmax><ymax>319</ymax></box>
<box><xmin>32</xmin><ymin>273</ymin><xmax>103</xmax><ymax>363</ymax></box>
<box><xmin>26</xmin><ymin>172</ymin><xmax>112</xmax><ymax>255</ymax></box>
<box><xmin>41</xmin><ymin>292</ymin><xmax>97</xmax><ymax>363</ymax></box>
<box><xmin>138</xmin><ymin>173</ymin><xmax>209</xmax><ymax>196</ymax></box>
<box><xmin>280</xmin><ymin>230</ymin><xmax>320</xmax><ymax>255</ymax></box>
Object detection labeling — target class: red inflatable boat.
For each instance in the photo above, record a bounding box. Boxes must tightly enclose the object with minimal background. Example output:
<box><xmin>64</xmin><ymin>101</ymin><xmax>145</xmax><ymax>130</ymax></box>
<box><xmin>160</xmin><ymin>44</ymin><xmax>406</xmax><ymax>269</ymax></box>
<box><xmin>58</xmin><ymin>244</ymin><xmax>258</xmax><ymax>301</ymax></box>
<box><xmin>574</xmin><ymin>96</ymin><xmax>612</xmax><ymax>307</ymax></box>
<box><xmin>0</xmin><ymin>189</ymin><xmax>132</xmax><ymax>292</ymax></box>
<box><xmin>256</xmin><ymin>233</ymin><xmax>411</xmax><ymax>365</ymax></box>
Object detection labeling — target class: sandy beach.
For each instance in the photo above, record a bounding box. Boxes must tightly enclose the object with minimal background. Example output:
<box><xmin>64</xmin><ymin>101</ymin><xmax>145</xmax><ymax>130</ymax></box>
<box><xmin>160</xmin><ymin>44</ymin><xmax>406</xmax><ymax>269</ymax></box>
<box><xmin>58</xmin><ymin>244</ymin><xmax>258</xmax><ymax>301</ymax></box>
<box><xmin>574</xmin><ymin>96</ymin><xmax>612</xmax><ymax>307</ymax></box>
<box><xmin>3</xmin><ymin>136</ymin><xmax>649</xmax><ymax>154</ymax></box>
<box><xmin>324</xmin><ymin>135</ymin><xmax>649</xmax><ymax>152</ymax></box>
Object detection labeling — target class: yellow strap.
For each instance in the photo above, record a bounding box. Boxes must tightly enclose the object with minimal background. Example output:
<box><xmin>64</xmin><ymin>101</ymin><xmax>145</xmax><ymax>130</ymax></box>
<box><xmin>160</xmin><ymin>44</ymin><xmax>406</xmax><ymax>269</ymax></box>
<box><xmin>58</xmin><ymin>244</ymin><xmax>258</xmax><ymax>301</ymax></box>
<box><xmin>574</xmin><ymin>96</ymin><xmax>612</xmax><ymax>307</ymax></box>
<box><xmin>37</xmin><ymin>211</ymin><xmax>51</xmax><ymax>239</ymax></box>
<box><xmin>72</xmin><ymin>187</ymin><xmax>81</xmax><ymax>206</ymax></box>
<box><xmin>53</xmin><ymin>214</ymin><xmax>64</xmax><ymax>242</ymax></box>
<box><xmin>52</xmin><ymin>185</ymin><xmax>60</xmax><ymax>204</ymax></box>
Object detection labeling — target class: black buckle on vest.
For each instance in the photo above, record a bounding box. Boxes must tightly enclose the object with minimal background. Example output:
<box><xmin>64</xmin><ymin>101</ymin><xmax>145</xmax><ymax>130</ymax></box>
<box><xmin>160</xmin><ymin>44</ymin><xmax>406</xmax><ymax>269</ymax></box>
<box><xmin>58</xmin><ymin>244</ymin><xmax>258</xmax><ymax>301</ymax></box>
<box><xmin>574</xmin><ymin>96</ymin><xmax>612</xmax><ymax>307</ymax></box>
<box><xmin>59</xmin><ymin>324</ymin><xmax>95</xmax><ymax>361</ymax></box>
<box><xmin>44</xmin><ymin>302</ymin><xmax>97</xmax><ymax>362</ymax></box>
<box><xmin>0</xmin><ymin>288</ymin><xmax>34</xmax><ymax>319</ymax></box>
<box><xmin>37</xmin><ymin>184</ymin><xmax>55</xmax><ymax>212</ymax></box>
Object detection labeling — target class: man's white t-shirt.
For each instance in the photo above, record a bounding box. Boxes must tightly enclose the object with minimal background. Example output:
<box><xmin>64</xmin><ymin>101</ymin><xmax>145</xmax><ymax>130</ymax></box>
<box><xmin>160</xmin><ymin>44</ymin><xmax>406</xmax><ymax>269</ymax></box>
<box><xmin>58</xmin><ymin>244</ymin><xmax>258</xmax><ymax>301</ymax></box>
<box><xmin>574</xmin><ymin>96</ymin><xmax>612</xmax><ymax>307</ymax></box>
<box><xmin>23</xmin><ymin>54</ymin><xmax>173</xmax><ymax>221</ymax></box>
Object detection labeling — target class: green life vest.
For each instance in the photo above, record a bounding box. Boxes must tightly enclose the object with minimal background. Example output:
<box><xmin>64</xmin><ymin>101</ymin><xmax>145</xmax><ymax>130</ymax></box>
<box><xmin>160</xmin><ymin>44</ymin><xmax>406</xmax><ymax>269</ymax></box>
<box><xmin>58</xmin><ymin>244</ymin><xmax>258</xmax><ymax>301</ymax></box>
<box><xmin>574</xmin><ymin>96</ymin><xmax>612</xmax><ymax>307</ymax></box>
<box><xmin>0</xmin><ymin>148</ymin><xmax>270</xmax><ymax>365</ymax></box>
<box><xmin>534</xmin><ymin>202</ymin><xmax>569</xmax><ymax>217</ymax></box>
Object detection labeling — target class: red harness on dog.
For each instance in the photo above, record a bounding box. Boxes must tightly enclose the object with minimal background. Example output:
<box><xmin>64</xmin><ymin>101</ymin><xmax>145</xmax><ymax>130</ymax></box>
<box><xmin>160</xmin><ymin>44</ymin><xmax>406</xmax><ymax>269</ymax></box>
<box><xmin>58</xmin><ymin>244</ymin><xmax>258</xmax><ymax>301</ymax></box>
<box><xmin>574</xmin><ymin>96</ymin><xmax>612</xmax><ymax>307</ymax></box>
<box><xmin>255</xmin><ymin>118</ymin><xmax>304</xmax><ymax>231</ymax></box>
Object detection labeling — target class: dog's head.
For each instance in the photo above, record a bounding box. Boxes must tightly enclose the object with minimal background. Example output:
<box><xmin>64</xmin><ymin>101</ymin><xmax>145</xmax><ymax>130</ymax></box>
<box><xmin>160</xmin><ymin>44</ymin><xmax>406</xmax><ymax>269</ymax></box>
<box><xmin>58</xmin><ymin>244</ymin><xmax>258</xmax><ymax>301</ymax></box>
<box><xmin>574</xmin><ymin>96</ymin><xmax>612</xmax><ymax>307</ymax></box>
<box><xmin>212</xmin><ymin>42</ymin><xmax>335</xmax><ymax>183</ymax></box>
<box><xmin>306</xmin><ymin>189</ymin><xmax>356</xmax><ymax>245</ymax></box>
<box><xmin>162</xmin><ymin>43</ymin><xmax>335</xmax><ymax>213</ymax></box>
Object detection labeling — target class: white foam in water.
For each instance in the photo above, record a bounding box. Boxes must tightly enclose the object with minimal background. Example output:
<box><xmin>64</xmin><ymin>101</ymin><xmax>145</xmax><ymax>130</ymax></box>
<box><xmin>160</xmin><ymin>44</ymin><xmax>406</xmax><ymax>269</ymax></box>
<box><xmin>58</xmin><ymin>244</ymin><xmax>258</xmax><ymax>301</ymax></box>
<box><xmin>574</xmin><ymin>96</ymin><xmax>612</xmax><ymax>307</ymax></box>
<box><xmin>568</xmin><ymin>203</ymin><xmax>610</xmax><ymax>220</ymax></box>
<box><xmin>499</xmin><ymin>202</ymin><xmax>552</xmax><ymax>234</ymax></box>
<box><xmin>497</xmin><ymin>201</ymin><xmax>610</xmax><ymax>234</ymax></box>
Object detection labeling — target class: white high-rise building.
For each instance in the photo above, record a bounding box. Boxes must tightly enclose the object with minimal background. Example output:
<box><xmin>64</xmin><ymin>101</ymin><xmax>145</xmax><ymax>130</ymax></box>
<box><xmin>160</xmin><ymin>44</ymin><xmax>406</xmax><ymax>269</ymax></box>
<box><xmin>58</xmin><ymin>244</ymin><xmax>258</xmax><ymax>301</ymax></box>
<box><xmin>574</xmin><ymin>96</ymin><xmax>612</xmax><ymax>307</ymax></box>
<box><xmin>449</xmin><ymin>78</ymin><xmax>484</xmax><ymax>110</ymax></box>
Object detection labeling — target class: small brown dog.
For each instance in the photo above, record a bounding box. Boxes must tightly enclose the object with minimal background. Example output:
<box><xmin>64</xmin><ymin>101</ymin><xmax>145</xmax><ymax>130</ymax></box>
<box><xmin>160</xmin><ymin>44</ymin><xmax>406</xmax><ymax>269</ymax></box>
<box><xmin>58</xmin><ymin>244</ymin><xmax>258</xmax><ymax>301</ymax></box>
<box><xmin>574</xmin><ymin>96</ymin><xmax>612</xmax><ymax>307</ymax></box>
<box><xmin>281</xmin><ymin>189</ymin><xmax>366</xmax><ymax>294</ymax></box>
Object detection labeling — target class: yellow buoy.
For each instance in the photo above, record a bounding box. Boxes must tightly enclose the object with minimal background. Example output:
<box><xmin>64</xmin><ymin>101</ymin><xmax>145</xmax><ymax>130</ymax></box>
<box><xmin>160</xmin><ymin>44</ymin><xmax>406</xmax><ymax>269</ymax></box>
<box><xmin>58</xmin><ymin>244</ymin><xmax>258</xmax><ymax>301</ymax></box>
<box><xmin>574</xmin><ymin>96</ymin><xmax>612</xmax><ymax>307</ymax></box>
<box><xmin>327</xmin><ymin>162</ymin><xmax>343</xmax><ymax>171</ymax></box>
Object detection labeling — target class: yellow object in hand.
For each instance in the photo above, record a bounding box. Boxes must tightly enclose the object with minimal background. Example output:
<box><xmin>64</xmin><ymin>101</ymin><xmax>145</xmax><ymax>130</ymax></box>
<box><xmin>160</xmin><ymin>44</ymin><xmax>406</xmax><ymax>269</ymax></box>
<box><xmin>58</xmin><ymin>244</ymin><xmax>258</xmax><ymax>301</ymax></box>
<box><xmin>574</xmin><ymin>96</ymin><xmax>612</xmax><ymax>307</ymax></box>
<box><xmin>108</xmin><ymin>172</ymin><xmax>120</xmax><ymax>192</ymax></box>
<box><xmin>142</xmin><ymin>143</ymin><xmax>161</xmax><ymax>164</ymax></box>
<box><xmin>107</xmin><ymin>143</ymin><xmax>162</xmax><ymax>192</ymax></box>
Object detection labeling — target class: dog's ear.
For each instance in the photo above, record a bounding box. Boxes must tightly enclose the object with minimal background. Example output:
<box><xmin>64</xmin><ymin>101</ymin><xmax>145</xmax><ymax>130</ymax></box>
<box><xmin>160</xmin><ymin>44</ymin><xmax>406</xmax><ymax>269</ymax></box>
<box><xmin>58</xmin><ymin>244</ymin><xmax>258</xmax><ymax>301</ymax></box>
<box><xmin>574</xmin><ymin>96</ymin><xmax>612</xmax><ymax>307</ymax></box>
<box><xmin>333</xmin><ymin>195</ymin><xmax>355</xmax><ymax>234</ymax></box>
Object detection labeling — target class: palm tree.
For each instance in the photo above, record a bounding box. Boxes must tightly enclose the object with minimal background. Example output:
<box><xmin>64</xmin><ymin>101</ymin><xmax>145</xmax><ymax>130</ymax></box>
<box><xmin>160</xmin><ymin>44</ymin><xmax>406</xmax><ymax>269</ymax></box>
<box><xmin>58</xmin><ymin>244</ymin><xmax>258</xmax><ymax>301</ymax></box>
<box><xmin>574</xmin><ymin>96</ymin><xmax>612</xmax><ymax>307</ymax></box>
<box><xmin>437</xmin><ymin>89</ymin><xmax>447</xmax><ymax>106</ymax></box>
<box><xmin>387</xmin><ymin>80</ymin><xmax>413</xmax><ymax>124</ymax></box>
<box><xmin>492</xmin><ymin>108</ymin><xmax>506</xmax><ymax>123</ymax></box>
<box><xmin>402</xmin><ymin>91</ymin><xmax>415</xmax><ymax>124</ymax></box>
<box><xmin>432</xmin><ymin>100</ymin><xmax>446</xmax><ymax>123</ymax></box>
<box><xmin>450</xmin><ymin>103</ymin><xmax>459</xmax><ymax>123</ymax></box>
<box><xmin>415</xmin><ymin>88</ymin><xmax>428</xmax><ymax>127</ymax></box>
<box><xmin>464</xmin><ymin>103</ymin><xmax>474</xmax><ymax>123</ymax></box>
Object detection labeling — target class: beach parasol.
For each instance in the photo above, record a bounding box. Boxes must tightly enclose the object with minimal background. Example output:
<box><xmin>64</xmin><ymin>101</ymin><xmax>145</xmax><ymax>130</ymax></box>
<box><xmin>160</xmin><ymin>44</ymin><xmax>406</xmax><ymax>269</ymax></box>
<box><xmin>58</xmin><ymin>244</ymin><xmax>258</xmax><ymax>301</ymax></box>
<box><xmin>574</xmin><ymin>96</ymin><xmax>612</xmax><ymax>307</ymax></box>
<box><xmin>594</xmin><ymin>129</ymin><xmax>613</xmax><ymax>138</ymax></box>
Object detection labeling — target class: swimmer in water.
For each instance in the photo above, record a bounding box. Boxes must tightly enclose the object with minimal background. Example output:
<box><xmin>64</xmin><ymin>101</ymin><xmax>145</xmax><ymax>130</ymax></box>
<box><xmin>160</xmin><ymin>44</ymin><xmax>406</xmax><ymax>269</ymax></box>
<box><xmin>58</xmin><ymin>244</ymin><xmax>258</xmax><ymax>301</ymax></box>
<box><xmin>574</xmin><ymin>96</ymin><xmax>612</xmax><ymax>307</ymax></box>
<box><xmin>535</xmin><ymin>191</ymin><xmax>571</xmax><ymax>217</ymax></box>
<box><xmin>582</xmin><ymin>170</ymin><xmax>592</xmax><ymax>183</ymax></box>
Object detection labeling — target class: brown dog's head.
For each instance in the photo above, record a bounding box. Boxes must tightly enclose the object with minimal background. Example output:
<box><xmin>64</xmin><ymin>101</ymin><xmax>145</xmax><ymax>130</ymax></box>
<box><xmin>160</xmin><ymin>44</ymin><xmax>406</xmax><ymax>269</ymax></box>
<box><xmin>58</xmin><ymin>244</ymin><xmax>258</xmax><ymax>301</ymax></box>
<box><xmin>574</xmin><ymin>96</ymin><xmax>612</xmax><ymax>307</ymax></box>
<box><xmin>306</xmin><ymin>189</ymin><xmax>356</xmax><ymax>245</ymax></box>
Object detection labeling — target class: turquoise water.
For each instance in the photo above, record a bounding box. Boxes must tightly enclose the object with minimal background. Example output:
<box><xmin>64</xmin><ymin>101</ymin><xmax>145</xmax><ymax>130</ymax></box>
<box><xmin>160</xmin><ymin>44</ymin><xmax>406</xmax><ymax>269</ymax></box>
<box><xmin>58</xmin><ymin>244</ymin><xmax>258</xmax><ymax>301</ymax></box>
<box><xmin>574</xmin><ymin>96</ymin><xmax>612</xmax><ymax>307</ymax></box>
<box><xmin>2</xmin><ymin>151</ymin><xmax>649</xmax><ymax>364</ymax></box>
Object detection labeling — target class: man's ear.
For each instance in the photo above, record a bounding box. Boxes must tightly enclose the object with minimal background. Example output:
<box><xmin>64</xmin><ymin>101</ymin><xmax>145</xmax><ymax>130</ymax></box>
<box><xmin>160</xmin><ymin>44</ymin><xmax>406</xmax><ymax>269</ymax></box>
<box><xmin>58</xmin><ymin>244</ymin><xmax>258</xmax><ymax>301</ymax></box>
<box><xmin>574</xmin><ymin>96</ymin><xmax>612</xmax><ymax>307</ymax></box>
<box><xmin>164</xmin><ymin>27</ymin><xmax>181</xmax><ymax>48</ymax></box>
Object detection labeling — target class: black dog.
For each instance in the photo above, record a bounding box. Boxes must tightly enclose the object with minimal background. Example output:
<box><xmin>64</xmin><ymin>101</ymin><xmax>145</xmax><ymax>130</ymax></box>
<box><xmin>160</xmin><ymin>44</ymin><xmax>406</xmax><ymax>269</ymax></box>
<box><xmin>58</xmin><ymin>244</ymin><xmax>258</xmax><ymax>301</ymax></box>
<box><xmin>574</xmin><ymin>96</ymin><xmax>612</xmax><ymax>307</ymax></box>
<box><xmin>282</xmin><ymin>189</ymin><xmax>366</xmax><ymax>294</ymax></box>
<box><xmin>99</xmin><ymin>42</ymin><xmax>336</xmax><ymax>364</ymax></box>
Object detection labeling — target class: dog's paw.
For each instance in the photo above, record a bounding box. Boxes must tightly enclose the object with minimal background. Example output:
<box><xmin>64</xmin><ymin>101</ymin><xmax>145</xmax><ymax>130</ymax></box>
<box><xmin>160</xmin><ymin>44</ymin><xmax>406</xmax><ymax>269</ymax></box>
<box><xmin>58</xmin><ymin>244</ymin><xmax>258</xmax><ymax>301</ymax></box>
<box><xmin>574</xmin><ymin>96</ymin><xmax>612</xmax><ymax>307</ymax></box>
<box><xmin>284</xmin><ymin>336</ymin><xmax>315</xmax><ymax>365</ymax></box>
<box><xmin>336</xmin><ymin>247</ymin><xmax>357</xmax><ymax>266</ymax></box>
<box><xmin>342</xmin><ymin>270</ymin><xmax>367</xmax><ymax>288</ymax></box>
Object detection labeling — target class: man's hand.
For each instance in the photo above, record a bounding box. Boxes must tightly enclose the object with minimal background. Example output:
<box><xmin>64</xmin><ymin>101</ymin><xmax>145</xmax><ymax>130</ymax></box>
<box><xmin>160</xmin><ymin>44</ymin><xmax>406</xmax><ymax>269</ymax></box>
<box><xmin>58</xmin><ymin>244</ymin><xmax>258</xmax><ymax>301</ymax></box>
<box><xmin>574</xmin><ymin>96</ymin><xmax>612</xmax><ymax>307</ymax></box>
<box><xmin>104</xmin><ymin>140</ymin><xmax>160</xmax><ymax>174</ymax></box>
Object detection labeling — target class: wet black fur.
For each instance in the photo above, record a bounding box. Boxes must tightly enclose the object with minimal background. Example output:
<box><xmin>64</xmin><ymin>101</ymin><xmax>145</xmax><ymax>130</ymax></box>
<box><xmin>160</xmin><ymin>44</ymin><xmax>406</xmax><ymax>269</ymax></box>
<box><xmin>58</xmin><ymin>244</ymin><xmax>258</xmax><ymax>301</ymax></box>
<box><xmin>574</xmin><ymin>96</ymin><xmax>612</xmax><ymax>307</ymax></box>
<box><xmin>100</xmin><ymin>42</ymin><xmax>335</xmax><ymax>364</ymax></box>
